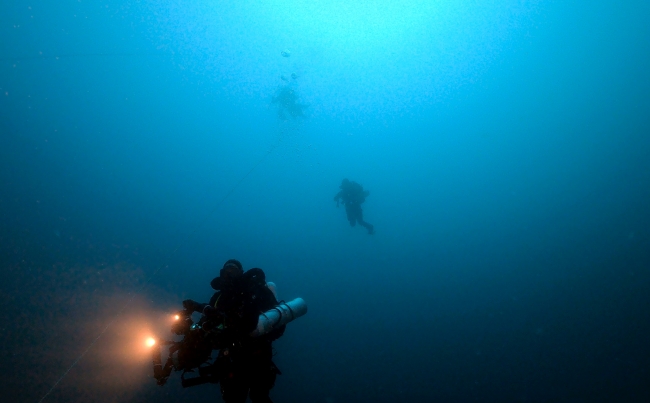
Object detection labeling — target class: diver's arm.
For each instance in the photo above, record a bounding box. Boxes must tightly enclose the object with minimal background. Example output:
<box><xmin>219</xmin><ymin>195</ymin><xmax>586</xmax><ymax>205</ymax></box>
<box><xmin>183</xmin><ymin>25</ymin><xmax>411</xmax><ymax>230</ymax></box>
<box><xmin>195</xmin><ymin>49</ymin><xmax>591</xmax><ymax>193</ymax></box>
<box><xmin>182</xmin><ymin>299</ymin><xmax>208</xmax><ymax>314</ymax></box>
<box><xmin>334</xmin><ymin>191</ymin><xmax>342</xmax><ymax>207</ymax></box>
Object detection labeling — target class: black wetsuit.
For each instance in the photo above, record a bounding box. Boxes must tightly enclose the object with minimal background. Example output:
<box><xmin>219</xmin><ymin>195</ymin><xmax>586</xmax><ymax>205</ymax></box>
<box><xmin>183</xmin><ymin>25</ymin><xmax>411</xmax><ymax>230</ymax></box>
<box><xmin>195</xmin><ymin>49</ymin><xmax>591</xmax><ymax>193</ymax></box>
<box><xmin>189</xmin><ymin>269</ymin><xmax>285</xmax><ymax>403</ymax></box>
<box><xmin>334</xmin><ymin>180</ymin><xmax>374</xmax><ymax>234</ymax></box>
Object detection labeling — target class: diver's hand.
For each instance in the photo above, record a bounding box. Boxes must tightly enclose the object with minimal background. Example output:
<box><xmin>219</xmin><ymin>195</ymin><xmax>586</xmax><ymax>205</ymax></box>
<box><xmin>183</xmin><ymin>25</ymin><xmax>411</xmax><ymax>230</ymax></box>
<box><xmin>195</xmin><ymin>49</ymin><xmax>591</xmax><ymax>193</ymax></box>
<box><xmin>182</xmin><ymin>299</ymin><xmax>200</xmax><ymax>313</ymax></box>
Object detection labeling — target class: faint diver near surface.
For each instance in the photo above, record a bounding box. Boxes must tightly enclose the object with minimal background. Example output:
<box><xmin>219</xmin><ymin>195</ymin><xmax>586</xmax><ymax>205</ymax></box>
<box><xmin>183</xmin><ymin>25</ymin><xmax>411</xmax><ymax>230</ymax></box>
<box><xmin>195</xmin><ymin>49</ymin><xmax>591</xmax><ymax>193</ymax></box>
<box><xmin>272</xmin><ymin>85</ymin><xmax>307</xmax><ymax>120</ymax></box>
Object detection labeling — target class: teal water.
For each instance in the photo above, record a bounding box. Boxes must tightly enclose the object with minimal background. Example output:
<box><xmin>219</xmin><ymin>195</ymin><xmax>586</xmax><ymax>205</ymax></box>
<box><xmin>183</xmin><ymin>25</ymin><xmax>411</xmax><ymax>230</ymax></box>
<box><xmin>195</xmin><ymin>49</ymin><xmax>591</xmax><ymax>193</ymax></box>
<box><xmin>1</xmin><ymin>1</ymin><xmax>648</xmax><ymax>402</ymax></box>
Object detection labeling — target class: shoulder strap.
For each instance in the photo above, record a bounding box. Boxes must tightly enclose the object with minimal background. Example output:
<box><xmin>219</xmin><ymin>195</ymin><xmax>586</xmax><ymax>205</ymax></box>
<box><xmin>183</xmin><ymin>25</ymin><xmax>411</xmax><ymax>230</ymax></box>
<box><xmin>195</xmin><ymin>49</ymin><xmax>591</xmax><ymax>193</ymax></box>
<box><xmin>212</xmin><ymin>293</ymin><xmax>221</xmax><ymax>308</ymax></box>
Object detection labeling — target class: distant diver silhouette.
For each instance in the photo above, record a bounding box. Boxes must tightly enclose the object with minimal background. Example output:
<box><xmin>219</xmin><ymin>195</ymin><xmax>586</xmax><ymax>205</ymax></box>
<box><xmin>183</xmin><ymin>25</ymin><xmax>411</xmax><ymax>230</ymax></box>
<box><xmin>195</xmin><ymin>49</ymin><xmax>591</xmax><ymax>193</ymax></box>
<box><xmin>272</xmin><ymin>86</ymin><xmax>307</xmax><ymax>120</ymax></box>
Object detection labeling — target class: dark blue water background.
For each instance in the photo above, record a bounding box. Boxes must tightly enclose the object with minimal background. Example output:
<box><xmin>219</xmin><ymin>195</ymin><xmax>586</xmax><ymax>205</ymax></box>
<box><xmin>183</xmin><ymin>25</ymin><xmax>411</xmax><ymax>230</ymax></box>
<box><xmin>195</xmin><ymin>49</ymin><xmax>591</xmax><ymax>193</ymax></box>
<box><xmin>1</xmin><ymin>1</ymin><xmax>649</xmax><ymax>402</ymax></box>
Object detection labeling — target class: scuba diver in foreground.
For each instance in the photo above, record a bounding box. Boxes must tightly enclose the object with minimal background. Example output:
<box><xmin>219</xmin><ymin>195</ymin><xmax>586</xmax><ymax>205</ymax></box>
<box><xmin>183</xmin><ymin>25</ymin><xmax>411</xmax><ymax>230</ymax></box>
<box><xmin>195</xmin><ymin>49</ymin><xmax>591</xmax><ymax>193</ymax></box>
<box><xmin>151</xmin><ymin>259</ymin><xmax>307</xmax><ymax>403</ymax></box>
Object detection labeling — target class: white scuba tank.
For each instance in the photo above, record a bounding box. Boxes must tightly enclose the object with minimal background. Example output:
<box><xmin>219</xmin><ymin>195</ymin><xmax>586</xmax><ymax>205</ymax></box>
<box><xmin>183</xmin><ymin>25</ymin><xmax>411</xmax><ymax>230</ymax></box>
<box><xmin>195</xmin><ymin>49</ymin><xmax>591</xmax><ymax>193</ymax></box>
<box><xmin>250</xmin><ymin>281</ymin><xmax>307</xmax><ymax>337</ymax></box>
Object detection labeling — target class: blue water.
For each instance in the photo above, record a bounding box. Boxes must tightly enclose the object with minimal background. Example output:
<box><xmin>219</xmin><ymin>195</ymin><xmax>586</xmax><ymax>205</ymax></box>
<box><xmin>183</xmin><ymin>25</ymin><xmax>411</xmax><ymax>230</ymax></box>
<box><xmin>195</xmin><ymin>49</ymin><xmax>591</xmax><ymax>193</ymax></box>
<box><xmin>1</xmin><ymin>1</ymin><xmax>649</xmax><ymax>402</ymax></box>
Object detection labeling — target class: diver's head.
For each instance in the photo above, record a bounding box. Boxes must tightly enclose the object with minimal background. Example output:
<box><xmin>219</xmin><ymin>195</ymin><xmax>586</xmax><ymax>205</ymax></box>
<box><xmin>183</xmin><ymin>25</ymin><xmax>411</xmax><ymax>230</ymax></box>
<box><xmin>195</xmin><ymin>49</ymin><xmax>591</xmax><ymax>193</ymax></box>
<box><xmin>340</xmin><ymin>178</ymin><xmax>350</xmax><ymax>188</ymax></box>
<box><xmin>220</xmin><ymin>259</ymin><xmax>243</xmax><ymax>288</ymax></box>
